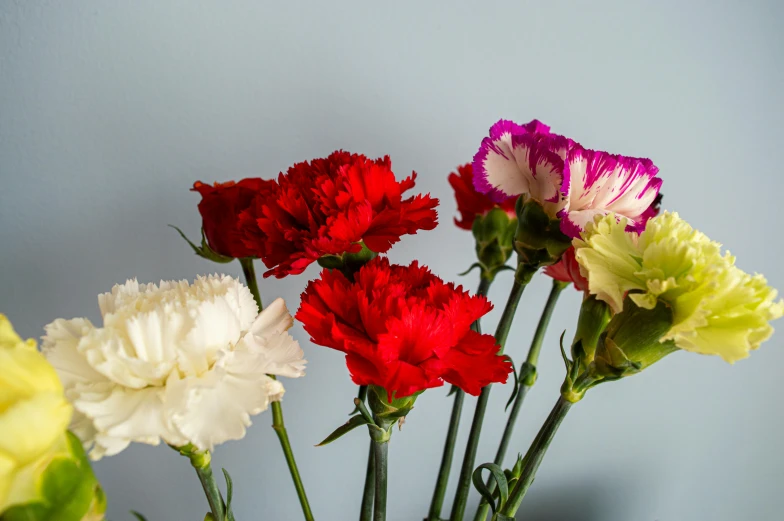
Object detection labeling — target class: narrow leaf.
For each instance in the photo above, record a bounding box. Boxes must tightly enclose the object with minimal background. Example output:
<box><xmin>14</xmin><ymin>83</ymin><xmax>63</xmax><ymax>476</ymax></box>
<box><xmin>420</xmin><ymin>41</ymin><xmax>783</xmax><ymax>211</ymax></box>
<box><xmin>316</xmin><ymin>415</ymin><xmax>370</xmax><ymax>446</ymax></box>
<box><xmin>168</xmin><ymin>225</ymin><xmax>202</xmax><ymax>255</ymax></box>
<box><xmin>349</xmin><ymin>385</ymin><xmax>368</xmax><ymax>415</ymax></box>
<box><xmin>472</xmin><ymin>463</ymin><xmax>509</xmax><ymax>515</ymax></box>
<box><xmin>130</xmin><ymin>511</ymin><xmax>149</xmax><ymax>521</ymax></box>
<box><xmin>504</xmin><ymin>355</ymin><xmax>519</xmax><ymax>411</ymax></box>
<box><xmin>458</xmin><ymin>262</ymin><xmax>483</xmax><ymax>277</ymax></box>
<box><xmin>222</xmin><ymin>468</ymin><xmax>234</xmax><ymax>513</ymax></box>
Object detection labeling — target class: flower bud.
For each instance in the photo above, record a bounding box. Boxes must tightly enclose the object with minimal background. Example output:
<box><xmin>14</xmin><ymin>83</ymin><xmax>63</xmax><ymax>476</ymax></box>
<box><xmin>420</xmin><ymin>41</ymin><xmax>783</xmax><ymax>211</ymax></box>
<box><xmin>514</xmin><ymin>196</ymin><xmax>572</xmax><ymax>283</ymax></box>
<box><xmin>570</xmin><ymin>295</ymin><xmax>612</xmax><ymax>369</ymax></box>
<box><xmin>592</xmin><ymin>298</ymin><xmax>678</xmax><ymax>380</ymax></box>
<box><xmin>471</xmin><ymin>207</ymin><xmax>517</xmax><ymax>281</ymax></box>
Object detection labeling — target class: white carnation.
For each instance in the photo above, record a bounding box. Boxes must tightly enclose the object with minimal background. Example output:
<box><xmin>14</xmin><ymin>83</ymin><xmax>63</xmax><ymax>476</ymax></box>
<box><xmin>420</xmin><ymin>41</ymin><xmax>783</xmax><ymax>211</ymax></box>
<box><xmin>42</xmin><ymin>275</ymin><xmax>306</xmax><ymax>460</ymax></box>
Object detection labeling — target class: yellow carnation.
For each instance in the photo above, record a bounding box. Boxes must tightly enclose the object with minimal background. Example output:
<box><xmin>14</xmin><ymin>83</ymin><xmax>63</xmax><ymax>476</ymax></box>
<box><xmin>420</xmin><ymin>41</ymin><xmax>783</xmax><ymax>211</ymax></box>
<box><xmin>574</xmin><ymin>213</ymin><xmax>784</xmax><ymax>363</ymax></box>
<box><xmin>0</xmin><ymin>314</ymin><xmax>105</xmax><ymax>519</ymax></box>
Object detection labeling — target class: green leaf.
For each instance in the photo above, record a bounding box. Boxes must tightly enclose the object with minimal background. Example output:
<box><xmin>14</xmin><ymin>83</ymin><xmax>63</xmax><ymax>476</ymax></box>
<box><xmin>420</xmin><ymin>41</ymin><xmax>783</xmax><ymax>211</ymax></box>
<box><xmin>168</xmin><ymin>225</ymin><xmax>234</xmax><ymax>264</ymax></box>
<box><xmin>316</xmin><ymin>415</ymin><xmax>370</xmax><ymax>446</ymax></box>
<box><xmin>446</xmin><ymin>384</ymin><xmax>459</xmax><ymax>397</ymax></box>
<box><xmin>504</xmin><ymin>355</ymin><xmax>519</xmax><ymax>411</ymax></box>
<box><xmin>458</xmin><ymin>262</ymin><xmax>483</xmax><ymax>277</ymax></box>
<box><xmin>222</xmin><ymin>468</ymin><xmax>234</xmax><ymax>513</ymax></box>
<box><xmin>169</xmin><ymin>224</ymin><xmax>202</xmax><ymax>256</ymax></box>
<box><xmin>348</xmin><ymin>385</ymin><xmax>368</xmax><ymax>415</ymax></box>
<box><xmin>131</xmin><ymin>511</ymin><xmax>150</xmax><ymax>521</ymax></box>
<box><xmin>472</xmin><ymin>463</ymin><xmax>508</xmax><ymax>515</ymax></box>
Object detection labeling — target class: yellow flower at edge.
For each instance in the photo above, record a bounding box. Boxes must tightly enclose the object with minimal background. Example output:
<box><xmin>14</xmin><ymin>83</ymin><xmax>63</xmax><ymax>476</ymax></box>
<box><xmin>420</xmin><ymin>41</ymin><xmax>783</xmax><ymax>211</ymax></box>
<box><xmin>573</xmin><ymin>212</ymin><xmax>784</xmax><ymax>363</ymax></box>
<box><xmin>0</xmin><ymin>314</ymin><xmax>74</xmax><ymax>514</ymax></box>
<box><xmin>0</xmin><ymin>314</ymin><xmax>107</xmax><ymax>520</ymax></box>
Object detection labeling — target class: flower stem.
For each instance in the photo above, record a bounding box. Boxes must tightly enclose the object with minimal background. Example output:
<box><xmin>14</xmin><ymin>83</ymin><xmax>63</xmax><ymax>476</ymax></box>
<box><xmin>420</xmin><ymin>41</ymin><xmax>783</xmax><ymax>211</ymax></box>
<box><xmin>360</xmin><ymin>442</ymin><xmax>375</xmax><ymax>521</ymax></box>
<box><xmin>238</xmin><ymin>257</ymin><xmax>314</xmax><ymax>521</ymax></box>
<box><xmin>239</xmin><ymin>258</ymin><xmax>263</xmax><ymax>311</ymax></box>
<box><xmin>449</xmin><ymin>278</ymin><xmax>527</xmax><ymax>521</ymax></box>
<box><xmin>499</xmin><ymin>396</ymin><xmax>573</xmax><ymax>517</ymax></box>
<box><xmin>472</xmin><ymin>279</ymin><xmax>566</xmax><ymax>521</ymax></box>
<box><xmin>372</xmin><ymin>439</ymin><xmax>389</xmax><ymax>521</ymax></box>
<box><xmin>426</xmin><ymin>277</ymin><xmax>492</xmax><ymax>521</ymax></box>
<box><xmin>186</xmin><ymin>451</ymin><xmax>226</xmax><ymax>521</ymax></box>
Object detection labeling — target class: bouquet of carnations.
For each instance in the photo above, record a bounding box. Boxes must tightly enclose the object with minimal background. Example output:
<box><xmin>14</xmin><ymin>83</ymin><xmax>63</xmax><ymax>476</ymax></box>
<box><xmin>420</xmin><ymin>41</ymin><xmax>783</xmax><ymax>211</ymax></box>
<box><xmin>2</xmin><ymin>118</ymin><xmax>781</xmax><ymax>521</ymax></box>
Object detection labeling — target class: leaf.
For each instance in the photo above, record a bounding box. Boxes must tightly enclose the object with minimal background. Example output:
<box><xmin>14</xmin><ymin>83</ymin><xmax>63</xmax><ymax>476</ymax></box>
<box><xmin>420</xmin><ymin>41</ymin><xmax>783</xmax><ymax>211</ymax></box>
<box><xmin>316</xmin><ymin>415</ymin><xmax>370</xmax><ymax>446</ymax></box>
<box><xmin>472</xmin><ymin>463</ymin><xmax>509</xmax><ymax>515</ymax></box>
<box><xmin>169</xmin><ymin>225</ymin><xmax>202</xmax><ymax>256</ymax></box>
<box><xmin>222</xmin><ymin>468</ymin><xmax>234</xmax><ymax>513</ymax></box>
<box><xmin>349</xmin><ymin>385</ymin><xmax>368</xmax><ymax>415</ymax></box>
<box><xmin>458</xmin><ymin>262</ymin><xmax>483</xmax><ymax>277</ymax></box>
<box><xmin>504</xmin><ymin>355</ymin><xmax>519</xmax><ymax>411</ymax></box>
<box><xmin>446</xmin><ymin>384</ymin><xmax>459</xmax><ymax>397</ymax></box>
<box><xmin>130</xmin><ymin>511</ymin><xmax>150</xmax><ymax>521</ymax></box>
<box><xmin>168</xmin><ymin>225</ymin><xmax>234</xmax><ymax>264</ymax></box>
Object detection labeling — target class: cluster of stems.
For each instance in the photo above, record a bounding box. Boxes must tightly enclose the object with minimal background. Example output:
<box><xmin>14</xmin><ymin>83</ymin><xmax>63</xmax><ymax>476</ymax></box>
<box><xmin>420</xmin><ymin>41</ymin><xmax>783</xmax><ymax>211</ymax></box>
<box><xmin>186</xmin><ymin>251</ymin><xmax>573</xmax><ymax>521</ymax></box>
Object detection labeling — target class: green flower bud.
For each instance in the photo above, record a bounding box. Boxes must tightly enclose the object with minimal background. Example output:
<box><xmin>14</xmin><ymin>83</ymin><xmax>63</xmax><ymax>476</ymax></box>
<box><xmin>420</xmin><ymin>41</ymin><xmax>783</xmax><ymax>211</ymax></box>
<box><xmin>471</xmin><ymin>207</ymin><xmax>517</xmax><ymax>281</ymax></box>
<box><xmin>514</xmin><ymin>196</ymin><xmax>571</xmax><ymax>283</ymax></box>
<box><xmin>571</xmin><ymin>295</ymin><xmax>612</xmax><ymax>369</ymax></box>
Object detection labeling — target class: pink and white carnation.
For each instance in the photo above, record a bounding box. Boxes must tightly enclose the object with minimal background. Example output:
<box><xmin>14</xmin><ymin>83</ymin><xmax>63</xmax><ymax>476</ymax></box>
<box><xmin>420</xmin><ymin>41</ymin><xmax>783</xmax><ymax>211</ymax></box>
<box><xmin>472</xmin><ymin>119</ymin><xmax>662</xmax><ymax>238</ymax></box>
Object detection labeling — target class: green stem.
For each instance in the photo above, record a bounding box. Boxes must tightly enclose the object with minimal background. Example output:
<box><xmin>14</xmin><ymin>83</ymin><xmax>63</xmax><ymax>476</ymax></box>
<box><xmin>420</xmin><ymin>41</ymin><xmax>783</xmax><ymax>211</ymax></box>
<box><xmin>238</xmin><ymin>258</ymin><xmax>314</xmax><ymax>521</ymax></box>
<box><xmin>449</xmin><ymin>278</ymin><xmax>527</xmax><ymax>521</ymax></box>
<box><xmin>239</xmin><ymin>258</ymin><xmax>263</xmax><ymax>311</ymax></box>
<box><xmin>190</xmin><ymin>453</ymin><xmax>226</xmax><ymax>521</ymax></box>
<box><xmin>372</xmin><ymin>439</ymin><xmax>389</xmax><ymax>521</ymax></box>
<box><xmin>499</xmin><ymin>396</ymin><xmax>573</xmax><ymax>517</ymax></box>
<box><xmin>473</xmin><ymin>280</ymin><xmax>566</xmax><ymax>521</ymax></box>
<box><xmin>359</xmin><ymin>442</ymin><xmax>375</xmax><ymax>521</ymax></box>
<box><xmin>426</xmin><ymin>277</ymin><xmax>492</xmax><ymax>521</ymax></box>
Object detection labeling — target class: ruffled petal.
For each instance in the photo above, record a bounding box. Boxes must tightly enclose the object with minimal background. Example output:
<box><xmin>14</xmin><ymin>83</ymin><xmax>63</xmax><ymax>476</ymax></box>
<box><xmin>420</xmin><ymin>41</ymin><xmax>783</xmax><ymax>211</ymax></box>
<box><xmin>166</xmin><ymin>355</ymin><xmax>283</xmax><ymax>451</ymax></box>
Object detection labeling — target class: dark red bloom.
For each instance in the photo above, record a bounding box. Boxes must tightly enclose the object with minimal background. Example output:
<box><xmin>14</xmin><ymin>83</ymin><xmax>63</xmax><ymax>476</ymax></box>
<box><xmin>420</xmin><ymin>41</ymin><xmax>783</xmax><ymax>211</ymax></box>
<box><xmin>296</xmin><ymin>257</ymin><xmax>512</xmax><ymax>399</ymax></box>
<box><xmin>448</xmin><ymin>163</ymin><xmax>516</xmax><ymax>230</ymax></box>
<box><xmin>544</xmin><ymin>246</ymin><xmax>589</xmax><ymax>292</ymax></box>
<box><xmin>192</xmin><ymin>178</ymin><xmax>277</xmax><ymax>258</ymax></box>
<box><xmin>239</xmin><ymin>151</ymin><xmax>439</xmax><ymax>278</ymax></box>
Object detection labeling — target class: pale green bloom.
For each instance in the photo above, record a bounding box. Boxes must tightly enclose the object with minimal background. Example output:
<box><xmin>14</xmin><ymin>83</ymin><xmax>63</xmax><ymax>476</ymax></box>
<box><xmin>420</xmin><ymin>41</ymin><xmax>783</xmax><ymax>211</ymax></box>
<box><xmin>574</xmin><ymin>212</ymin><xmax>784</xmax><ymax>363</ymax></box>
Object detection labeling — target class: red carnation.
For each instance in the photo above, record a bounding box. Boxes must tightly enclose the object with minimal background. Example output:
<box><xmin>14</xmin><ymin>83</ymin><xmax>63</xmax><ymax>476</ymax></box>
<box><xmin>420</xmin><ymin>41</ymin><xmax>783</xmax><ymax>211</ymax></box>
<box><xmin>297</xmin><ymin>257</ymin><xmax>512</xmax><ymax>399</ymax></box>
<box><xmin>543</xmin><ymin>246</ymin><xmax>588</xmax><ymax>292</ymax></box>
<box><xmin>240</xmin><ymin>151</ymin><xmax>439</xmax><ymax>278</ymax></box>
<box><xmin>192</xmin><ymin>178</ymin><xmax>276</xmax><ymax>258</ymax></box>
<box><xmin>448</xmin><ymin>163</ymin><xmax>516</xmax><ymax>231</ymax></box>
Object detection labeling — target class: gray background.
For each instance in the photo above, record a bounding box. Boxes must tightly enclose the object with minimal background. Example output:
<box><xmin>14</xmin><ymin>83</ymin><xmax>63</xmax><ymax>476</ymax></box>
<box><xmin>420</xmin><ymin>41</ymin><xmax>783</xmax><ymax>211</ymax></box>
<box><xmin>1</xmin><ymin>1</ymin><xmax>782</xmax><ymax>520</ymax></box>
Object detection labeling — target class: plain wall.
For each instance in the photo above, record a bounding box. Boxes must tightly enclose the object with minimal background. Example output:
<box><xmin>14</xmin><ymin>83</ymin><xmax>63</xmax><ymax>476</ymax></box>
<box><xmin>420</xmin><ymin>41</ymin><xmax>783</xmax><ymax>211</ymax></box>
<box><xmin>2</xmin><ymin>1</ymin><xmax>783</xmax><ymax>520</ymax></box>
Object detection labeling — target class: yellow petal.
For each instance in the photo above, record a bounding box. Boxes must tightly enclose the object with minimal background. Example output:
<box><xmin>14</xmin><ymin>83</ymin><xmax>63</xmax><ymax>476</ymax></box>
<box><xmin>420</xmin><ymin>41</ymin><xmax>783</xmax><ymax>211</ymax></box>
<box><xmin>0</xmin><ymin>393</ymin><xmax>72</xmax><ymax>466</ymax></box>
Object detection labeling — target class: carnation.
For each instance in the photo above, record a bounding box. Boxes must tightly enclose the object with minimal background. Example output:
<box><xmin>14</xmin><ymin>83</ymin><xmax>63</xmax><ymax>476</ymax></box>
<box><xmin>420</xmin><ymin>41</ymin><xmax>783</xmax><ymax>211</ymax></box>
<box><xmin>42</xmin><ymin>276</ymin><xmax>306</xmax><ymax>459</ymax></box>
<box><xmin>472</xmin><ymin>119</ymin><xmax>662</xmax><ymax>238</ymax></box>
<box><xmin>296</xmin><ymin>257</ymin><xmax>512</xmax><ymax>399</ymax></box>
<box><xmin>543</xmin><ymin>247</ymin><xmax>588</xmax><ymax>293</ymax></box>
<box><xmin>192</xmin><ymin>178</ymin><xmax>277</xmax><ymax>259</ymax></box>
<box><xmin>238</xmin><ymin>150</ymin><xmax>439</xmax><ymax>278</ymax></box>
<box><xmin>448</xmin><ymin>162</ymin><xmax>516</xmax><ymax>230</ymax></box>
<box><xmin>573</xmin><ymin>212</ymin><xmax>784</xmax><ymax>362</ymax></box>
